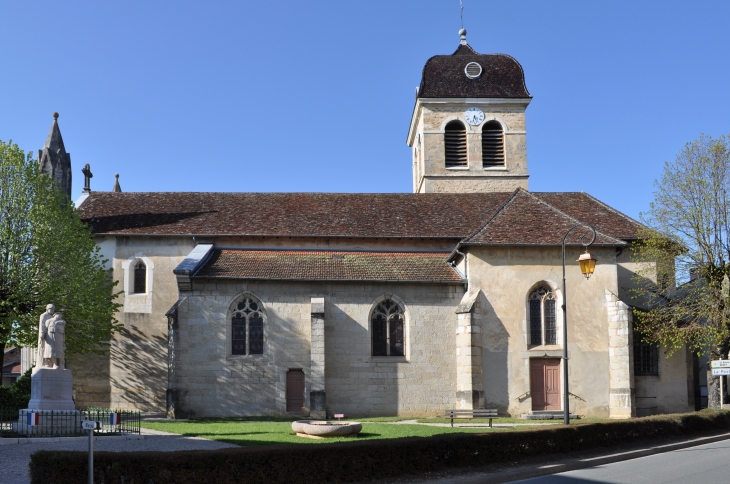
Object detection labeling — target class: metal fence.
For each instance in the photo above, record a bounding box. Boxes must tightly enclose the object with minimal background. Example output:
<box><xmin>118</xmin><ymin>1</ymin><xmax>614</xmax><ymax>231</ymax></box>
<box><xmin>0</xmin><ymin>407</ymin><xmax>141</xmax><ymax>438</ymax></box>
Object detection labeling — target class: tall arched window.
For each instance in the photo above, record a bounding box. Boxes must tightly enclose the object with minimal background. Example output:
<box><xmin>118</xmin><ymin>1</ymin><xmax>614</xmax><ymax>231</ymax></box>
<box><xmin>444</xmin><ymin>120</ymin><xmax>467</xmax><ymax>168</ymax></box>
<box><xmin>371</xmin><ymin>298</ymin><xmax>405</xmax><ymax>356</ymax></box>
<box><xmin>529</xmin><ymin>285</ymin><xmax>557</xmax><ymax>345</ymax></box>
<box><xmin>482</xmin><ymin>120</ymin><xmax>505</xmax><ymax>167</ymax></box>
<box><xmin>133</xmin><ymin>261</ymin><xmax>146</xmax><ymax>294</ymax></box>
<box><xmin>231</xmin><ymin>296</ymin><xmax>265</xmax><ymax>355</ymax></box>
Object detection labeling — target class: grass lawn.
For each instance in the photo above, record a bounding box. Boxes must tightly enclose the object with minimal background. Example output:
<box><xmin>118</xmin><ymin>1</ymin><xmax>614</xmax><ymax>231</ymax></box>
<box><xmin>140</xmin><ymin>418</ymin><xmax>522</xmax><ymax>446</ymax></box>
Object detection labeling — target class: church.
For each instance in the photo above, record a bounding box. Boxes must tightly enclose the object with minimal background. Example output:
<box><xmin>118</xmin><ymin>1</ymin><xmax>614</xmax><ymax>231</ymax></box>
<box><xmin>24</xmin><ymin>31</ymin><xmax>698</xmax><ymax>419</ymax></box>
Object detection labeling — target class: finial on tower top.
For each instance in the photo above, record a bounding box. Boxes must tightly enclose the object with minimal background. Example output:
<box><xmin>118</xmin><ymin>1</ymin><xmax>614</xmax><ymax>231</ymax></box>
<box><xmin>53</xmin><ymin>112</ymin><xmax>59</xmax><ymax>120</ymax></box>
<box><xmin>113</xmin><ymin>173</ymin><xmax>122</xmax><ymax>193</ymax></box>
<box><xmin>459</xmin><ymin>28</ymin><xmax>467</xmax><ymax>45</ymax></box>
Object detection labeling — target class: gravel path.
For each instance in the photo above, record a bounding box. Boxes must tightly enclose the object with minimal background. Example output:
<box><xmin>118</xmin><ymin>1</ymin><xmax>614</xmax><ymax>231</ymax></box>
<box><xmin>0</xmin><ymin>427</ymin><xmax>238</xmax><ymax>484</ymax></box>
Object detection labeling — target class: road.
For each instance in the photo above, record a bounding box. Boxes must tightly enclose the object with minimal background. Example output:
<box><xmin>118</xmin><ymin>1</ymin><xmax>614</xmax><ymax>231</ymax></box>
<box><xmin>514</xmin><ymin>438</ymin><xmax>730</xmax><ymax>483</ymax></box>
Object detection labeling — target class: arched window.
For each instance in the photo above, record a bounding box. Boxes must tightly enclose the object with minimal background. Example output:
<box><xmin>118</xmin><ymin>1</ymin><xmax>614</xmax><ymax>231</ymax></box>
<box><xmin>371</xmin><ymin>298</ymin><xmax>405</xmax><ymax>356</ymax></box>
<box><xmin>133</xmin><ymin>261</ymin><xmax>146</xmax><ymax>294</ymax></box>
<box><xmin>231</xmin><ymin>296</ymin><xmax>265</xmax><ymax>355</ymax></box>
<box><xmin>482</xmin><ymin>120</ymin><xmax>505</xmax><ymax>167</ymax></box>
<box><xmin>529</xmin><ymin>285</ymin><xmax>557</xmax><ymax>345</ymax></box>
<box><xmin>444</xmin><ymin>120</ymin><xmax>467</xmax><ymax>168</ymax></box>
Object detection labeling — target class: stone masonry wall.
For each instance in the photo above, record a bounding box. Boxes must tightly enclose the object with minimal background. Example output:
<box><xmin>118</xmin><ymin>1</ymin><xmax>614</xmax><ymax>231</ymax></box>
<box><xmin>173</xmin><ymin>281</ymin><xmax>463</xmax><ymax>418</ymax></box>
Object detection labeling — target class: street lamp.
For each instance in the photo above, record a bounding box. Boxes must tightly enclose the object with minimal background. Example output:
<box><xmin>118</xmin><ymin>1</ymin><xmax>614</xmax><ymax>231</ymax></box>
<box><xmin>562</xmin><ymin>223</ymin><xmax>597</xmax><ymax>425</ymax></box>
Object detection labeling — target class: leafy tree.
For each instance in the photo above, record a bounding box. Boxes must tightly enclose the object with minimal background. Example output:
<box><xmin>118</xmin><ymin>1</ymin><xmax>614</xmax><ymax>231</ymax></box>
<box><xmin>0</xmin><ymin>140</ymin><xmax>121</xmax><ymax>363</ymax></box>
<box><xmin>632</xmin><ymin>133</ymin><xmax>730</xmax><ymax>407</ymax></box>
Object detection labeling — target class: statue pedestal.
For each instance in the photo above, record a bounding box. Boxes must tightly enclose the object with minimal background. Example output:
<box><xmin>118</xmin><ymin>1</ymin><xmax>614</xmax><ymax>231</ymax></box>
<box><xmin>27</xmin><ymin>368</ymin><xmax>75</xmax><ymax>411</ymax></box>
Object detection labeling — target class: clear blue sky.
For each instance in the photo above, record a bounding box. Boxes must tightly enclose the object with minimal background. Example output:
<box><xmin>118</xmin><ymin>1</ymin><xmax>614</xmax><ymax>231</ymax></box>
<box><xmin>2</xmin><ymin>1</ymin><xmax>729</xmax><ymax>220</ymax></box>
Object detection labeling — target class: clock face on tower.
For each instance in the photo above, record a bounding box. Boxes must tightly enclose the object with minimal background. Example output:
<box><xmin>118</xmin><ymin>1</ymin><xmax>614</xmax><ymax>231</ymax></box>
<box><xmin>464</xmin><ymin>107</ymin><xmax>485</xmax><ymax>126</ymax></box>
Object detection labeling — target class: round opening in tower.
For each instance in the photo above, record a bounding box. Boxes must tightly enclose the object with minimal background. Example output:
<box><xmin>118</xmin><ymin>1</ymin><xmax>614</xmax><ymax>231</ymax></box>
<box><xmin>464</xmin><ymin>62</ymin><xmax>482</xmax><ymax>79</ymax></box>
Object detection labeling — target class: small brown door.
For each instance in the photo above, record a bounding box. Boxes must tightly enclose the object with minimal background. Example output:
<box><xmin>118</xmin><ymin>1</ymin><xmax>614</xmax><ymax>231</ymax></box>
<box><xmin>286</xmin><ymin>369</ymin><xmax>305</xmax><ymax>412</ymax></box>
<box><xmin>530</xmin><ymin>358</ymin><xmax>561</xmax><ymax>411</ymax></box>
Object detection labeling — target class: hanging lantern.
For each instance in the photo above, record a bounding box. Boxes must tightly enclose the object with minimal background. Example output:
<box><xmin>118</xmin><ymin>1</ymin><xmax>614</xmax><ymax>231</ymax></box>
<box><xmin>577</xmin><ymin>250</ymin><xmax>598</xmax><ymax>279</ymax></box>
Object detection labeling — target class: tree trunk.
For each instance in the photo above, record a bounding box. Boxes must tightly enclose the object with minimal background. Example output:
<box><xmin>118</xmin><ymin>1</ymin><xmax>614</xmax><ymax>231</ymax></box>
<box><xmin>708</xmin><ymin>369</ymin><xmax>722</xmax><ymax>408</ymax></box>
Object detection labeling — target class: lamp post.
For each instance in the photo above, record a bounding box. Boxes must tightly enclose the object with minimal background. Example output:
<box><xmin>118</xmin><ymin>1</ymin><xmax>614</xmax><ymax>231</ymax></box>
<box><xmin>561</xmin><ymin>223</ymin><xmax>598</xmax><ymax>425</ymax></box>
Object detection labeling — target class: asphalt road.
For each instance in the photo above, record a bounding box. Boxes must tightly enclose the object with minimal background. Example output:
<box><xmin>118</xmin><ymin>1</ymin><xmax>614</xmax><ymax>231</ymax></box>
<box><xmin>513</xmin><ymin>438</ymin><xmax>730</xmax><ymax>483</ymax></box>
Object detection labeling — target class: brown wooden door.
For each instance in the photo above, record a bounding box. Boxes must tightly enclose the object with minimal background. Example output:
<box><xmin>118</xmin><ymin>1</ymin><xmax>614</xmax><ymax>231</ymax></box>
<box><xmin>530</xmin><ymin>358</ymin><xmax>561</xmax><ymax>411</ymax></box>
<box><xmin>286</xmin><ymin>369</ymin><xmax>305</xmax><ymax>412</ymax></box>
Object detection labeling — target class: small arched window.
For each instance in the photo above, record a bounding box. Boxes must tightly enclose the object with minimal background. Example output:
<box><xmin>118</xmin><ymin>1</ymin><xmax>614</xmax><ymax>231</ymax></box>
<box><xmin>133</xmin><ymin>261</ymin><xmax>146</xmax><ymax>294</ymax></box>
<box><xmin>232</xmin><ymin>296</ymin><xmax>264</xmax><ymax>355</ymax></box>
<box><xmin>444</xmin><ymin>120</ymin><xmax>467</xmax><ymax>168</ymax></box>
<box><xmin>371</xmin><ymin>298</ymin><xmax>405</xmax><ymax>357</ymax></box>
<box><xmin>482</xmin><ymin>120</ymin><xmax>505</xmax><ymax>167</ymax></box>
<box><xmin>529</xmin><ymin>285</ymin><xmax>557</xmax><ymax>345</ymax></box>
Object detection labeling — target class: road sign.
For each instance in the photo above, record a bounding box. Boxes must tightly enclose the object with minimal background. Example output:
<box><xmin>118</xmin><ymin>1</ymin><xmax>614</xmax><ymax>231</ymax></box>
<box><xmin>712</xmin><ymin>368</ymin><xmax>730</xmax><ymax>376</ymax></box>
<box><xmin>81</xmin><ymin>420</ymin><xmax>100</xmax><ymax>431</ymax></box>
<box><xmin>711</xmin><ymin>360</ymin><xmax>730</xmax><ymax>368</ymax></box>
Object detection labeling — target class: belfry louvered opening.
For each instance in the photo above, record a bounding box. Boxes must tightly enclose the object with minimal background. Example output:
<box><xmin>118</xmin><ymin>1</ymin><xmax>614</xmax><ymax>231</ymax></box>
<box><xmin>482</xmin><ymin>120</ymin><xmax>505</xmax><ymax>167</ymax></box>
<box><xmin>444</xmin><ymin>120</ymin><xmax>467</xmax><ymax>167</ymax></box>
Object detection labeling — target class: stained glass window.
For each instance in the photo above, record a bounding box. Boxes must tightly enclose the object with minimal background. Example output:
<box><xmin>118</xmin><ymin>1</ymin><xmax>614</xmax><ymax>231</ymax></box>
<box><xmin>231</xmin><ymin>296</ymin><xmax>265</xmax><ymax>355</ymax></box>
<box><xmin>529</xmin><ymin>286</ymin><xmax>557</xmax><ymax>346</ymax></box>
<box><xmin>371</xmin><ymin>298</ymin><xmax>405</xmax><ymax>357</ymax></box>
<box><xmin>133</xmin><ymin>261</ymin><xmax>146</xmax><ymax>294</ymax></box>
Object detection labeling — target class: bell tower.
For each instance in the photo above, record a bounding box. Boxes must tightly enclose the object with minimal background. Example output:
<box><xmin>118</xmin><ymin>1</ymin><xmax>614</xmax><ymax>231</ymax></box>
<box><xmin>407</xmin><ymin>30</ymin><xmax>532</xmax><ymax>194</ymax></box>
<box><xmin>38</xmin><ymin>112</ymin><xmax>72</xmax><ymax>199</ymax></box>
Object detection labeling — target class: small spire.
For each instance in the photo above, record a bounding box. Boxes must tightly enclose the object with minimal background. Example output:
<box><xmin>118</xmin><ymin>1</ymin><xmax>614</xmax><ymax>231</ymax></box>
<box><xmin>113</xmin><ymin>174</ymin><xmax>122</xmax><ymax>192</ymax></box>
<box><xmin>459</xmin><ymin>28</ymin><xmax>467</xmax><ymax>45</ymax></box>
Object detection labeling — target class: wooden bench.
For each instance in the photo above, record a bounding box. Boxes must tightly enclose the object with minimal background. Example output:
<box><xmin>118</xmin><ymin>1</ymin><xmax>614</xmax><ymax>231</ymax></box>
<box><xmin>445</xmin><ymin>409</ymin><xmax>498</xmax><ymax>428</ymax></box>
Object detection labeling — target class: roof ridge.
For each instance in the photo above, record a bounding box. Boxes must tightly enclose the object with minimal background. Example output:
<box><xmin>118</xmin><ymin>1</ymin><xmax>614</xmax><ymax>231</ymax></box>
<box><xmin>461</xmin><ymin>188</ymin><xmax>523</xmax><ymax>243</ymax></box>
<box><xmin>463</xmin><ymin>189</ymin><xmax>625</xmax><ymax>246</ymax></box>
<box><xmin>577</xmin><ymin>191</ymin><xmax>645</xmax><ymax>235</ymax></box>
<box><xmin>520</xmin><ymin>190</ymin><xmax>626</xmax><ymax>246</ymax></box>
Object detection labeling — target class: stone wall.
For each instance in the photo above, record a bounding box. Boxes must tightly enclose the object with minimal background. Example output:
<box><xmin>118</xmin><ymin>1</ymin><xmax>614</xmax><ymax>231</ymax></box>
<box><xmin>468</xmin><ymin>245</ymin><xmax>625</xmax><ymax>418</ymax></box>
<box><xmin>408</xmin><ymin>100</ymin><xmax>530</xmax><ymax>194</ymax></box>
<box><xmin>172</xmin><ymin>280</ymin><xmax>464</xmax><ymax>418</ymax></box>
<box><xmin>70</xmin><ymin>236</ymin><xmax>193</xmax><ymax>413</ymax></box>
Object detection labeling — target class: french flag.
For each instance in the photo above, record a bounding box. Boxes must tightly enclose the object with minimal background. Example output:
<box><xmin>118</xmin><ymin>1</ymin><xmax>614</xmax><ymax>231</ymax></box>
<box><xmin>109</xmin><ymin>413</ymin><xmax>121</xmax><ymax>425</ymax></box>
<box><xmin>26</xmin><ymin>412</ymin><xmax>40</xmax><ymax>426</ymax></box>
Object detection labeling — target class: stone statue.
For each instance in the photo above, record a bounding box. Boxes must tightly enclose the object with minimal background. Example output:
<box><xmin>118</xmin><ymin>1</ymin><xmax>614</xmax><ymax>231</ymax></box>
<box><xmin>36</xmin><ymin>304</ymin><xmax>55</xmax><ymax>369</ymax></box>
<box><xmin>36</xmin><ymin>304</ymin><xmax>67</xmax><ymax>370</ymax></box>
<box><xmin>44</xmin><ymin>313</ymin><xmax>66</xmax><ymax>369</ymax></box>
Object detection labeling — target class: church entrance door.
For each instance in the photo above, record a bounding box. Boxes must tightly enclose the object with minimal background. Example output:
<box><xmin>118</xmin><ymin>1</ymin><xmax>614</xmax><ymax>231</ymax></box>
<box><xmin>530</xmin><ymin>358</ymin><xmax>561</xmax><ymax>411</ymax></box>
<box><xmin>286</xmin><ymin>369</ymin><xmax>305</xmax><ymax>412</ymax></box>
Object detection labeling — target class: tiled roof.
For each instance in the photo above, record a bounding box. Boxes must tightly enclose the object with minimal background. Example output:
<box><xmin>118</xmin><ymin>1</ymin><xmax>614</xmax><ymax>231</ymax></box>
<box><xmin>78</xmin><ymin>192</ymin><xmax>513</xmax><ymax>238</ymax></box>
<box><xmin>193</xmin><ymin>250</ymin><xmax>463</xmax><ymax>283</ymax></box>
<box><xmin>463</xmin><ymin>190</ymin><xmax>628</xmax><ymax>246</ymax></box>
<box><xmin>77</xmin><ymin>191</ymin><xmax>643</xmax><ymax>243</ymax></box>
<box><xmin>418</xmin><ymin>44</ymin><xmax>530</xmax><ymax>99</ymax></box>
<box><xmin>534</xmin><ymin>192</ymin><xmax>643</xmax><ymax>241</ymax></box>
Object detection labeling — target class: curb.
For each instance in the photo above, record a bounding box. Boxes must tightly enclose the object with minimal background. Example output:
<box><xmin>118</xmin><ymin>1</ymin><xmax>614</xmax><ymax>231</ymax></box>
<box><xmin>422</xmin><ymin>432</ymin><xmax>730</xmax><ymax>483</ymax></box>
<box><xmin>0</xmin><ymin>434</ymin><xmax>144</xmax><ymax>445</ymax></box>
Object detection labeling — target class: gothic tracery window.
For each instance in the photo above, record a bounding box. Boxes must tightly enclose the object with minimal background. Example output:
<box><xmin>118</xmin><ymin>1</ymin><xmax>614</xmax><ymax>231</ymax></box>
<box><xmin>371</xmin><ymin>298</ymin><xmax>405</xmax><ymax>357</ymax></box>
<box><xmin>232</xmin><ymin>296</ymin><xmax>265</xmax><ymax>355</ymax></box>
<box><xmin>133</xmin><ymin>261</ymin><xmax>146</xmax><ymax>294</ymax></box>
<box><xmin>529</xmin><ymin>285</ymin><xmax>557</xmax><ymax>346</ymax></box>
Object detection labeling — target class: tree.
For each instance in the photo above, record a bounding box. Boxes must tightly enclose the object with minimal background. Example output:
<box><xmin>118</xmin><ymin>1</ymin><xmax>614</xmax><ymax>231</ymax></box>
<box><xmin>632</xmin><ymin>133</ymin><xmax>730</xmax><ymax>407</ymax></box>
<box><xmin>0</xmin><ymin>140</ymin><xmax>121</xmax><ymax>363</ymax></box>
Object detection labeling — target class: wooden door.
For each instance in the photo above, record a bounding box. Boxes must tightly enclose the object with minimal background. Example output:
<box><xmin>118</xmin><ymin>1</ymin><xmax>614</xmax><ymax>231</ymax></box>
<box><xmin>530</xmin><ymin>358</ymin><xmax>561</xmax><ymax>411</ymax></box>
<box><xmin>286</xmin><ymin>369</ymin><xmax>305</xmax><ymax>412</ymax></box>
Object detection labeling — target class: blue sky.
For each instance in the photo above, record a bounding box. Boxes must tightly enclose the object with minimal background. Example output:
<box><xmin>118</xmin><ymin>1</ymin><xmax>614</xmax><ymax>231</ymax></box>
<box><xmin>1</xmin><ymin>1</ymin><xmax>728</xmax><ymax>220</ymax></box>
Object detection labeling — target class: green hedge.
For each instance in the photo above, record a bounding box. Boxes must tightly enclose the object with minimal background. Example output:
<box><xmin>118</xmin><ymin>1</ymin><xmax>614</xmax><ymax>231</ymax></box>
<box><xmin>30</xmin><ymin>410</ymin><xmax>730</xmax><ymax>484</ymax></box>
<box><xmin>0</xmin><ymin>369</ymin><xmax>31</xmax><ymax>409</ymax></box>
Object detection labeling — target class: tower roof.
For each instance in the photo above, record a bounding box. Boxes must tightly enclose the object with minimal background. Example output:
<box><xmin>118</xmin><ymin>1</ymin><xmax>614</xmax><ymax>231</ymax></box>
<box><xmin>417</xmin><ymin>44</ymin><xmax>530</xmax><ymax>99</ymax></box>
<box><xmin>44</xmin><ymin>112</ymin><xmax>66</xmax><ymax>154</ymax></box>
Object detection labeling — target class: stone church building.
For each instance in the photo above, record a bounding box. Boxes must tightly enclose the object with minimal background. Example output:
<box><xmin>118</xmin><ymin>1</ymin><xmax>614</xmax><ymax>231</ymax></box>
<box><xmin>24</xmin><ymin>33</ymin><xmax>697</xmax><ymax>419</ymax></box>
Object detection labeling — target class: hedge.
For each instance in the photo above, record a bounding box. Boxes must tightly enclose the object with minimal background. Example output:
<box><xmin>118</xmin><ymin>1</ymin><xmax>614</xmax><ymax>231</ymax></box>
<box><xmin>0</xmin><ymin>369</ymin><xmax>31</xmax><ymax>409</ymax></box>
<box><xmin>30</xmin><ymin>410</ymin><xmax>730</xmax><ymax>484</ymax></box>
